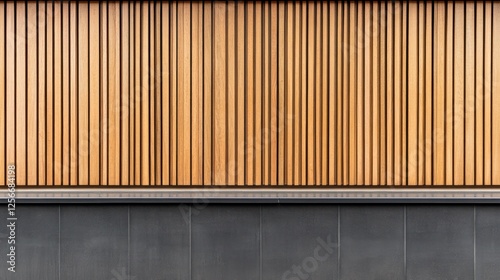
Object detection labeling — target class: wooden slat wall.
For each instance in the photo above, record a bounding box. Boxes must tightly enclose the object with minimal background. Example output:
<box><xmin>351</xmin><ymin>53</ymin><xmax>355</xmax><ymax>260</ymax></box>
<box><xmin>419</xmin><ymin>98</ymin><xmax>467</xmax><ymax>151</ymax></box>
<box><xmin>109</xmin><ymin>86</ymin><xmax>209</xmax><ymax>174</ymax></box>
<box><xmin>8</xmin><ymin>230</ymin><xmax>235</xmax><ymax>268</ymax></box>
<box><xmin>1</xmin><ymin>0</ymin><xmax>500</xmax><ymax>187</ymax></box>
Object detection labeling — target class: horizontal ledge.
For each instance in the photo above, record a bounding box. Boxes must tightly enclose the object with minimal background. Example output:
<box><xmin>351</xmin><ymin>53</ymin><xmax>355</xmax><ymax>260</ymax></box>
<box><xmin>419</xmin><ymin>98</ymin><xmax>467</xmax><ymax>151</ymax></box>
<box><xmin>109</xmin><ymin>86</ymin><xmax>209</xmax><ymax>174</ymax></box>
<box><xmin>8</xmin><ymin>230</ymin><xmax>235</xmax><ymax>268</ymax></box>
<box><xmin>2</xmin><ymin>187</ymin><xmax>500</xmax><ymax>204</ymax></box>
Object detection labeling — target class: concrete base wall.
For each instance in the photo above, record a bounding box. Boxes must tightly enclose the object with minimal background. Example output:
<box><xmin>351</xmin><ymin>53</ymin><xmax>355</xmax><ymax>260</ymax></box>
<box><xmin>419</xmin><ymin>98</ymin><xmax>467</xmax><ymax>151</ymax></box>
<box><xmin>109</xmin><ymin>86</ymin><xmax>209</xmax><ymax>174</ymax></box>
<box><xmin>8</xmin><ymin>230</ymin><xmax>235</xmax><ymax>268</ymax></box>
<box><xmin>0</xmin><ymin>204</ymin><xmax>498</xmax><ymax>280</ymax></box>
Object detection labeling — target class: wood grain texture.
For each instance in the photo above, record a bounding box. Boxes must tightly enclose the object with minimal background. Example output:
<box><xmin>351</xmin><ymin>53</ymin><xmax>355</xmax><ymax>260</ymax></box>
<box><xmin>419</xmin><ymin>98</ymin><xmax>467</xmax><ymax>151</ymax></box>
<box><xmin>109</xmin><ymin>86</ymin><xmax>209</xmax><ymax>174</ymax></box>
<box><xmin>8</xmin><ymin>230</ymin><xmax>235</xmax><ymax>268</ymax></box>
<box><xmin>89</xmin><ymin>3</ymin><xmax>99</xmax><ymax>185</ymax></box>
<box><xmin>485</xmin><ymin>2</ymin><xmax>493</xmax><ymax>185</ymax></box>
<box><xmin>1</xmin><ymin>1</ymin><xmax>498</xmax><ymax>187</ymax></box>
<box><xmin>6</xmin><ymin>2</ymin><xmax>14</xmax><ymax>179</ymax></box>
<box><xmin>434</xmin><ymin>2</ymin><xmax>445</xmax><ymax>185</ymax></box>
<box><xmin>386</xmin><ymin>1</ymin><xmax>394</xmax><ymax>185</ymax></box>
<box><xmin>69</xmin><ymin>1</ymin><xmax>77</xmax><ymax>185</ymax></box>
<box><xmin>16</xmin><ymin>2</ymin><xmax>26</xmax><ymax>186</ymax></box>
<box><xmin>445</xmin><ymin>1</ymin><xmax>454</xmax><ymax>185</ymax></box>
<box><xmin>0</xmin><ymin>2</ymin><xmax>4</xmax><ymax>186</ymax></box>
<box><xmin>493</xmin><ymin>2</ymin><xmax>500</xmax><ymax>185</ymax></box>
<box><xmin>37</xmin><ymin>1</ymin><xmax>46</xmax><ymax>185</ymax></box>
<box><xmin>78</xmin><ymin>2</ymin><xmax>88</xmax><ymax>185</ymax></box>
<box><xmin>394</xmin><ymin>1</ymin><xmax>402</xmax><ymax>185</ymax></box>
<box><xmin>476</xmin><ymin>2</ymin><xmax>484</xmax><ymax>186</ymax></box>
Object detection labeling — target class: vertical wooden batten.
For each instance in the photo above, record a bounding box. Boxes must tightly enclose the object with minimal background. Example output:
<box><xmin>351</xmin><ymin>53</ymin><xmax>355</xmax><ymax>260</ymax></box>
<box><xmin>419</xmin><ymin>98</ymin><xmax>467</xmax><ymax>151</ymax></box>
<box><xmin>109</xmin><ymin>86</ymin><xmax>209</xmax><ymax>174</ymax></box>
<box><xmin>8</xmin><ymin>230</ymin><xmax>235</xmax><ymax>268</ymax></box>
<box><xmin>0</xmin><ymin>0</ymin><xmax>498</xmax><ymax>187</ymax></box>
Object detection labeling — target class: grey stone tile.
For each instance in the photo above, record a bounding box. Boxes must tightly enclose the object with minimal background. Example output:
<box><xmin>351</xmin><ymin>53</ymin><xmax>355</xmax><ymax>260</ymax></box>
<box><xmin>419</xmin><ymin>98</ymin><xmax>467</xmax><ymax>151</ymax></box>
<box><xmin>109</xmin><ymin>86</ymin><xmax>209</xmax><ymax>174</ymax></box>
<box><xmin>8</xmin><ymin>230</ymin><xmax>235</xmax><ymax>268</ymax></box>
<box><xmin>476</xmin><ymin>206</ymin><xmax>500</xmax><ymax>280</ymax></box>
<box><xmin>339</xmin><ymin>205</ymin><xmax>404</xmax><ymax>280</ymax></box>
<box><xmin>60</xmin><ymin>205</ymin><xmax>128</xmax><ymax>280</ymax></box>
<box><xmin>191</xmin><ymin>205</ymin><xmax>260</xmax><ymax>280</ymax></box>
<box><xmin>0</xmin><ymin>205</ymin><xmax>59</xmax><ymax>280</ymax></box>
<box><xmin>262</xmin><ymin>205</ymin><xmax>338</xmax><ymax>280</ymax></box>
<box><xmin>406</xmin><ymin>205</ymin><xmax>474</xmax><ymax>280</ymax></box>
<box><xmin>130</xmin><ymin>205</ymin><xmax>189</xmax><ymax>280</ymax></box>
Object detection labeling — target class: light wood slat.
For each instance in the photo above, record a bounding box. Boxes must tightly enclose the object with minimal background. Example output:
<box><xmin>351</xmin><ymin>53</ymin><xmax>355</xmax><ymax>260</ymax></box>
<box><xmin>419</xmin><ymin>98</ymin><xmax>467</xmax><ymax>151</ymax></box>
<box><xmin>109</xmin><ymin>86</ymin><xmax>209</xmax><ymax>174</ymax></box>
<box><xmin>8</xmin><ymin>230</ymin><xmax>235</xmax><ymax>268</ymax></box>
<box><xmin>435</xmin><ymin>2</ymin><xmax>446</xmax><ymax>185</ymax></box>
<box><xmin>27</xmin><ymin>2</ymin><xmax>37</xmax><ymax>185</ymax></box>
<box><xmin>312</xmin><ymin>2</ymin><xmax>318</xmax><ymax>184</ymax></box>
<box><xmin>214</xmin><ymin>2</ymin><xmax>226</xmax><ymax>185</ymax></box>
<box><xmin>454</xmin><ymin>2</ymin><xmax>465</xmax><ymax>185</ymax></box>
<box><xmin>129</xmin><ymin>2</ymin><xmax>135</xmax><ymax>185</ymax></box>
<box><xmin>408</xmin><ymin>1</ymin><xmax>418</xmax><ymax>186</ymax></box>
<box><xmin>263</xmin><ymin>2</ymin><xmax>270</xmax><ymax>185</ymax></box>
<box><xmin>69</xmin><ymin>2</ymin><xmax>77</xmax><ymax>185</ymax></box>
<box><xmin>364</xmin><ymin>2</ymin><xmax>371</xmax><ymax>185</ymax></box>
<box><xmin>101</xmin><ymin>2</ymin><xmax>108</xmax><ymax>185</ymax></box>
<box><xmin>202</xmin><ymin>1</ymin><xmax>211</xmax><ymax>185</ymax></box>
<box><xmin>277</xmin><ymin>1</ymin><xmax>285</xmax><ymax>186</ymax></box>
<box><xmin>54</xmin><ymin>1</ymin><xmax>62</xmax><ymax>185</ymax></box>
<box><xmin>237</xmin><ymin>1</ymin><xmax>246</xmax><ymax>185</ymax></box>
<box><xmin>445</xmin><ymin>2</ymin><xmax>454</xmax><ymax>185</ymax></box>
<box><xmin>227</xmin><ymin>1</ymin><xmax>236</xmax><ymax>185</ymax></box>
<box><xmin>321</xmin><ymin>2</ymin><xmax>328</xmax><ymax>186</ymax></box>
<box><xmin>386</xmin><ymin>1</ymin><xmax>394</xmax><ymax>185</ymax></box>
<box><xmin>121</xmin><ymin>2</ymin><xmax>129</xmax><ymax>185</ymax></box>
<box><xmin>169</xmin><ymin>2</ymin><xmax>177</xmax><ymax>185</ymax></box>
<box><xmin>107</xmin><ymin>2</ymin><xmax>119</xmax><ymax>185</ymax></box>
<box><xmin>283</xmin><ymin>2</ymin><xmax>291</xmax><ymax>185</ymax></box>
<box><xmin>78</xmin><ymin>2</ymin><xmax>89</xmax><ymax>185</ymax></box>
<box><xmin>38</xmin><ymin>2</ymin><xmax>46</xmax><ymax>185</ymax></box>
<box><xmin>425</xmin><ymin>2</ymin><xmax>432</xmax><ymax>185</ymax></box>
<box><xmin>476</xmin><ymin>2</ymin><xmax>485</xmax><ymax>186</ymax></box>
<box><xmin>16</xmin><ymin>2</ymin><xmax>26</xmax><ymax>185</ymax></box>
<box><xmin>254</xmin><ymin>1</ymin><xmax>263</xmax><ymax>185</ymax></box>
<box><xmin>299</xmin><ymin>2</ymin><xmax>306</xmax><ymax>185</ymax></box>
<box><xmin>192</xmin><ymin>2</ymin><xmax>202</xmax><ymax>185</ymax></box>
<box><xmin>329</xmin><ymin>2</ymin><xmax>337</xmax><ymax>185</ymax></box>
<box><xmin>417</xmin><ymin>1</ymin><xmax>424</xmax><ymax>185</ymax></box>
<box><xmin>2</xmin><ymin>1</ymin><xmax>498</xmax><ymax>187</ymax></box>
<box><xmin>247</xmin><ymin>2</ymin><xmax>255</xmax><ymax>185</ymax></box>
<box><xmin>149</xmin><ymin>2</ymin><xmax>156</xmax><ymax>185</ymax></box>
<box><xmin>379</xmin><ymin>1</ymin><xmax>386</xmax><ymax>186</ymax></box>
<box><xmin>140</xmin><ymin>2</ymin><xmax>149</xmax><ymax>185</ymax></box>
<box><xmin>305</xmin><ymin>2</ymin><xmax>313</xmax><ymax>185</ymax></box>
<box><xmin>372</xmin><ymin>1</ymin><xmax>380</xmax><ymax>185</ymax></box>
<box><xmin>161</xmin><ymin>2</ymin><xmax>169</xmax><ymax>185</ymax></box>
<box><xmin>0</xmin><ymin>2</ymin><xmax>5</xmax><ymax>186</ymax></box>
<box><xmin>270</xmin><ymin>2</ymin><xmax>278</xmax><ymax>186</ymax></box>
<box><xmin>394</xmin><ymin>1</ymin><xmax>402</xmax><ymax>185</ymax></box>
<box><xmin>293</xmin><ymin>2</ymin><xmax>299</xmax><ymax>184</ymax></box>
<box><xmin>46</xmin><ymin>1</ymin><xmax>54</xmax><ymax>185</ymax></box>
<box><xmin>89</xmin><ymin>3</ymin><xmax>100</xmax><ymax>185</ymax></box>
<box><xmin>346</xmin><ymin>2</ymin><xmax>354</xmax><ymax>185</ymax></box>
<box><xmin>355</xmin><ymin>2</ymin><xmax>363</xmax><ymax>185</ymax></box>
<box><xmin>465</xmin><ymin>1</ymin><xmax>475</xmax><ymax>185</ymax></box>
<box><xmin>402</xmin><ymin>1</ymin><xmax>409</xmax><ymax>185</ymax></box>
<box><xmin>493</xmin><ymin>2</ymin><xmax>500</xmax><ymax>185</ymax></box>
<box><xmin>128</xmin><ymin>2</ymin><xmax>134</xmax><ymax>184</ymax></box>
<box><xmin>336</xmin><ymin>2</ymin><xmax>343</xmax><ymax>185</ymax></box>
<box><xmin>155</xmin><ymin>2</ymin><xmax>162</xmax><ymax>185</ymax></box>
<box><xmin>342</xmin><ymin>2</ymin><xmax>348</xmax><ymax>185</ymax></box>
<box><xmin>484</xmin><ymin>2</ymin><xmax>493</xmax><ymax>185</ymax></box>
<box><xmin>315</xmin><ymin>2</ymin><xmax>322</xmax><ymax>185</ymax></box>
<box><xmin>5</xmin><ymin>2</ymin><xmax>14</xmax><ymax>182</ymax></box>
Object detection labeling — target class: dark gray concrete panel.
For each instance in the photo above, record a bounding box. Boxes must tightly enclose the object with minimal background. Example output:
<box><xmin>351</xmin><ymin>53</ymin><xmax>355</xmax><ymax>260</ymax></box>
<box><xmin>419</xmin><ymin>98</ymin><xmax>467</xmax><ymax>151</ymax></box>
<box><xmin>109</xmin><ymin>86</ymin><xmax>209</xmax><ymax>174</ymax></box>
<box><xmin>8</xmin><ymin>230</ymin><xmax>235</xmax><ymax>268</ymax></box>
<box><xmin>191</xmin><ymin>205</ymin><xmax>260</xmax><ymax>280</ymax></box>
<box><xmin>262</xmin><ymin>205</ymin><xmax>338</xmax><ymax>280</ymax></box>
<box><xmin>406</xmin><ymin>206</ymin><xmax>474</xmax><ymax>280</ymax></box>
<box><xmin>339</xmin><ymin>206</ymin><xmax>404</xmax><ymax>280</ymax></box>
<box><xmin>60</xmin><ymin>205</ymin><xmax>128</xmax><ymax>280</ymax></box>
<box><xmin>476</xmin><ymin>206</ymin><xmax>500</xmax><ymax>280</ymax></box>
<box><xmin>0</xmin><ymin>205</ymin><xmax>59</xmax><ymax>280</ymax></box>
<box><xmin>130</xmin><ymin>205</ymin><xmax>190</xmax><ymax>280</ymax></box>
